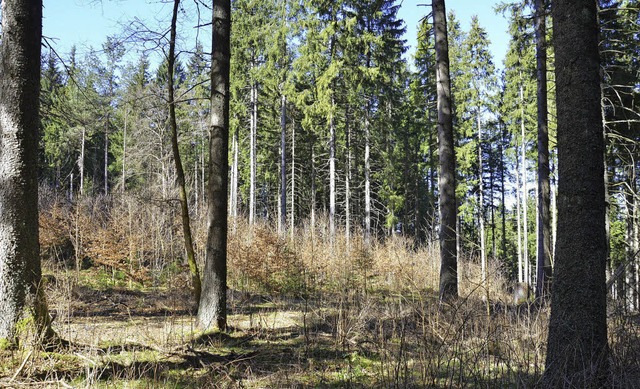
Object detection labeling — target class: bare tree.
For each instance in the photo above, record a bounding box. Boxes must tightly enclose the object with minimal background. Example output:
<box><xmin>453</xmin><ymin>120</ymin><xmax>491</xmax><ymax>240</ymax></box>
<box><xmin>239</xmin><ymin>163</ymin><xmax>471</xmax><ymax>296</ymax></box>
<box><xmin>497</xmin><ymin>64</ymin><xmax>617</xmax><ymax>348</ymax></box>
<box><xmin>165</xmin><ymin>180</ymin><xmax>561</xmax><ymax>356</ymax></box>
<box><xmin>167</xmin><ymin>0</ymin><xmax>201</xmax><ymax>306</ymax></box>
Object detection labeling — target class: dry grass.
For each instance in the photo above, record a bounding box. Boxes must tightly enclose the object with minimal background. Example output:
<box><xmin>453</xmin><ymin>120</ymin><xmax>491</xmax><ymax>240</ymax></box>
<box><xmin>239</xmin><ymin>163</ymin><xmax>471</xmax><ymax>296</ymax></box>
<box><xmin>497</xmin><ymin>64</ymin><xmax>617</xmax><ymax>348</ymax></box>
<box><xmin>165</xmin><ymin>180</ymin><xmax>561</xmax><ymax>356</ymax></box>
<box><xmin>0</xmin><ymin>198</ymin><xmax>638</xmax><ymax>387</ymax></box>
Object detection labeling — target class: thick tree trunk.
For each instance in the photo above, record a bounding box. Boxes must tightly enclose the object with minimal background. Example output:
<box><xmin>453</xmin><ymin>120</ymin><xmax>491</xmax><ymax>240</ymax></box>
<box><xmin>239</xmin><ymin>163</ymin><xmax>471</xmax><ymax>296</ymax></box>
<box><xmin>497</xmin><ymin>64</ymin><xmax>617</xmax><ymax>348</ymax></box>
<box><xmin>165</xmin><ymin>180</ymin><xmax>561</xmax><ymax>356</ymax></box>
<box><xmin>0</xmin><ymin>0</ymin><xmax>54</xmax><ymax>346</ymax></box>
<box><xmin>534</xmin><ymin>0</ymin><xmax>552</xmax><ymax>302</ymax></box>
<box><xmin>198</xmin><ymin>0</ymin><xmax>230</xmax><ymax>331</ymax></box>
<box><xmin>168</xmin><ymin>0</ymin><xmax>201</xmax><ymax>307</ymax></box>
<box><xmin>433</xmin><ymin>0</ymin><xmax>458</xmax><ymax>301</ymax></box>
<box><xmin>543</xmin><ymin>0</ymin><xmax>609</xmax><ymax>385</ymax></box>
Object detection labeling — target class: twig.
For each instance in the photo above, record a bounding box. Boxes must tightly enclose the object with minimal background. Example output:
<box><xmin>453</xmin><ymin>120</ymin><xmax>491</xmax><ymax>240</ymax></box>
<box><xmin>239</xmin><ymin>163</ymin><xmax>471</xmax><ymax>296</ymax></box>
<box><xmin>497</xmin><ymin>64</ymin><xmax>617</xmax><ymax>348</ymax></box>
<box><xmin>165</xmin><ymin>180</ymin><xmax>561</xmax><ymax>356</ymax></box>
<box><xmin>10</xmin><ymin>349</ymin><xmax>34</xmax><ymax>382</ymax></box>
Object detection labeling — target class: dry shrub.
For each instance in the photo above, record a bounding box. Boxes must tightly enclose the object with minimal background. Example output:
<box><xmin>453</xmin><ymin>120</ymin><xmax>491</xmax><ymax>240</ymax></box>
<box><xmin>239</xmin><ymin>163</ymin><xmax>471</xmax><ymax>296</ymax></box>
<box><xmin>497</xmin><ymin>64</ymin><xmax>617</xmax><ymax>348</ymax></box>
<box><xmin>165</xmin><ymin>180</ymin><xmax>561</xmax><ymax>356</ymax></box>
<box><xmin>39</xmin><ymin>200</ymin><xmax>75</xmax><ymax>266</ymax></box>
<box><xmin>39</xmin><ymin>193</ymin><xmax>190</xmax><ymax>286</ymax></box>
<box><xmin>228</xmin><ymin>220</ymin><xmax>306</xmax><ymax>296</ymax></box>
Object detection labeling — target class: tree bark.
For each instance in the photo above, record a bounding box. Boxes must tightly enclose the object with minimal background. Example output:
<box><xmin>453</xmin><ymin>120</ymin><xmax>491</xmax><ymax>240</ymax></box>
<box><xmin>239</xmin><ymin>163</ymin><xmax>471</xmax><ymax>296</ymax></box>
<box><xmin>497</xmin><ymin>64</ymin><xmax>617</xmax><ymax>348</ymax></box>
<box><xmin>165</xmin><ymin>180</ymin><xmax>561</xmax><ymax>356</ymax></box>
<box><xmin>433</xmin><ymin>0</ymin><xmax>458</xmax><ymax>301</ymax></box>
<box><xmin>534</xmin><ymin>0</ymin><xmax>552</xmax><ymax>302</ymax></box>
<box><xmin>0</xmin><ymin>0</ymin><xmax>54</xmax><ymax>346</ymax></box>
<box><xmin>168</xmin><ymin>0</ymin><xmax>201</xmax><ymax>307</ymax></box>
<box><xmin>543</xmin><ymin>0</ymin><xmax>609</xmax><ymax>385</ymax></box>
<box><xmin>198</xmin><ymin>0</ymin><xmax>230</xmax><ymax>331</ymax></box>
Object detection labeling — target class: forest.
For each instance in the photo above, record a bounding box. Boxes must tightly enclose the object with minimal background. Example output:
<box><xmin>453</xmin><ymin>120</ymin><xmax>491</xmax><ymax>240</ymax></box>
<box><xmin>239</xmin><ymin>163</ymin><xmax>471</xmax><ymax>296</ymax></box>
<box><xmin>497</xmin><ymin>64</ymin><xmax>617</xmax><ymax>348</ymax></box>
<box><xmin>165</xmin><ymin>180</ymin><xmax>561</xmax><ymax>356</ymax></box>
<box><xmin>0</xmin><ymin>0</ymin><xmax>639</xmax><ymax>387</ymax></box>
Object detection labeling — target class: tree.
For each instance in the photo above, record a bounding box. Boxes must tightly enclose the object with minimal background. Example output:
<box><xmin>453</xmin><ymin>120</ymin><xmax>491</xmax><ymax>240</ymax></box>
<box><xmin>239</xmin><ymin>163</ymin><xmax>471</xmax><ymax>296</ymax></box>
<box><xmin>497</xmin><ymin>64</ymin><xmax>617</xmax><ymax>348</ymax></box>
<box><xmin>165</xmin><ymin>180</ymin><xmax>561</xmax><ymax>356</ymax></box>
<box><xmin>167</xmin><ymin>0</ymin><xmax>201</xmax><ymax>307</ymax></box>
<box><xmin>452</xmin><ymin>16</ymin><xmax>497</xmax><ymax>287</ymax></box>
<box><xmin>534</xmin><ymin>0</ymin><xmax>551</xmax><ymax>302</ymax></box>
<box><xmin>433</xmin><ymin>0</ymin><xmax>458</xmax><ymax>301</ymax></box>
<box><xmin>543</xmin><ymin>0</ymin><xmax>609</xmax><ymax>385</ymax></box>
<box><xmin>198</xmin><ymin>0</ymin><xmax>230</xmax><ymax>331</ymax></box>
<box><xmin>0</xmin><ymin>0</ymin><xmax>55</xmax><ymax>347</ymax></box>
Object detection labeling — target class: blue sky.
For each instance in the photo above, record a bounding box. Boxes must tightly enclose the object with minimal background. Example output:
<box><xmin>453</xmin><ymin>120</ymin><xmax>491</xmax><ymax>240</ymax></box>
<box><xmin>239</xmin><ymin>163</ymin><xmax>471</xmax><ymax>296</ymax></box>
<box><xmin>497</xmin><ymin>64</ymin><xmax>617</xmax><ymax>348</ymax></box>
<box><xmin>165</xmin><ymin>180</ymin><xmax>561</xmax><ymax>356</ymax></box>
<box><xmin>43</xmin><ymin>0</ymin><xmax>509</xmax><ymax>68</ymax></box>
<box><xmin>398</xmin><ymin>0</ymin><xmax>509</xmax><ymax>67</ymax></box>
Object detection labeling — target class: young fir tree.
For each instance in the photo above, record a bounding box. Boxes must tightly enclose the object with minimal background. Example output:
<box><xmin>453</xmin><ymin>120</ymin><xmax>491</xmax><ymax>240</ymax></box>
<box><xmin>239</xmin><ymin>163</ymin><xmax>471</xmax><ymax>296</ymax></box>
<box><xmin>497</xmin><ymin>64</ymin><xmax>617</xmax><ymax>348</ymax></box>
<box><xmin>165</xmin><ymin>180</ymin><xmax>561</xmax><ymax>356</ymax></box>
<box><xmin>499</xmin><ymin>3</ymin><xmax>537</xmax><ymax>283</ymax></box>
<box><xmin>452</xmin><ymin>16</ymin><xmax>497</xmax><ymax>279</ymax></box>
<box><xmin>412</xmin><ymin>17</ymin><xmax>439</xmax><ymax>241</ymax></box>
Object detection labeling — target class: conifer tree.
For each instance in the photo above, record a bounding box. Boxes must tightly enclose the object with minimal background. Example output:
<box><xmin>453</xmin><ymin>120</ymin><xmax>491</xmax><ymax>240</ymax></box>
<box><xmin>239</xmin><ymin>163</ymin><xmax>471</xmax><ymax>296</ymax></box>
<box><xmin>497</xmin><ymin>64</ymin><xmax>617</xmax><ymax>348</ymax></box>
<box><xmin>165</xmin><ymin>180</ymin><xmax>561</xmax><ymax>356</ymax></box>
<box><xmin>433</xmin><ymin>0</ymin><xmax>458</xmax><ymax>300</ymax></box>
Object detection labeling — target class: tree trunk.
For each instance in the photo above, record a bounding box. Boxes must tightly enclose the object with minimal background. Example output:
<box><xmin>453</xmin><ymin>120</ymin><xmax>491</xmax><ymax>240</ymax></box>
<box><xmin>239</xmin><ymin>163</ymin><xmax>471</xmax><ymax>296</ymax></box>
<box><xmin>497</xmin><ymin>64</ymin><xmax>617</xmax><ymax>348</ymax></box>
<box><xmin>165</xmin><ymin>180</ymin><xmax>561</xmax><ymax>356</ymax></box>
<box><xmin>168</xmin><ymin>0</ymin><xmax>201</xmax><ymax>307</ymax></box>
<box><xmin>290</xmin><ymin>118</ymin><xmax>295</xmax><ymax>240</ymax></box>
<box><xmin>433</xmin><ymin>0</ymin><xmax>458</xmax><ymax>301</ymax></box>
<box><xmin>198</xmin><ymin>0</ymin><xmax>230</xmax><ymax>331</ymax></box>
<box><xmin>280</xmin><ymin>94</ymin><xmax>286</xmax><ymax>235</ymax></box>
<box><xmin>500</xmin><ymin>121</ymin><xmax>507</xmax><ymax>258</ymax></box>
<box><xmin>534</xmin><ymin>0</ymin><xmax>552</xmax><ymax>302</ymax></box>
<box><xmin>0</xmin><ymin>0</ymin><xmax>54</xmax><ymax>346</ymax></box>
<box><xmin>345</xmin><ymin>106</ymin><xmax>351</xmax><ymax>247</ymax></box>
<box><xmin>122</xmin><ymin>109</ymin><xmax>127</xmax><ymax>192</ymax></box>
<box><xmin>516</xmin><ymin>146</ymin><xmax>523</xmax><ymax>283</ymax></box>
<box><xmin>520</xmin><ymin>82</ymin><xmax>529</xmax><ymax>285</ymax></box>
<box><xmin>624</xmin><ymin>168</ymin><xmax>634</xmax><ymax>306</ymax></box>
<box><xmin>364</xmin><ymin>111</ymin><xmax>371</xmax><ymax>245</ymax></box>
<box><xmin>79</xmin><ymin>127</ymin><xmax>86</xmax><ymax>196</ymax></box>
<box><xmin>311</xmin><ymin>142</ymin><xmax>316</xmax><ymax>234</ymax></box>
<box><xmin>104</xmin><ymin>120</ymin><xmax>109</xmax><ymax>195</ymax></box>
<box><xmin>477</xmin><ymin>114</ymin><xmax>487</xmax><ymax>287</ymax></box>
<box><xmin>230</xmin><ymin>127</ymin><xmax>239</xmax><ymax>228</ymax></box>
<box><xmin>543</xmin><ymin>0</ymin><xmax>609</xmax><ymax>385</ymax></box>
<box><xmin>329</xmin><ymin>99</ymin><xmax>336</xmax><ymax>240</ymax></box>
<box><xmin>249</xmin><ymin>80</ymin><xmax>257</xmax><ymax>225</ymax></box>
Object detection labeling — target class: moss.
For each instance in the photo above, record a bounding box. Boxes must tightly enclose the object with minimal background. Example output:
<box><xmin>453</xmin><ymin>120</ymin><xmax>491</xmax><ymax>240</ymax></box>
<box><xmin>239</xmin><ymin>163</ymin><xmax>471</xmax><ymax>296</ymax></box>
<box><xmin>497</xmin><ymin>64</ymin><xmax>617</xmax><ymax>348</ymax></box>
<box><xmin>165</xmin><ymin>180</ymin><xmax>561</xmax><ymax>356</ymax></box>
<box><xmin>0</xmin><ymin>338</ymin><xmax>13</xmax><ymax>350</ymax></box>
<box><xmin>15</xmin><ymin>315</ymin><xmax>35</xmax><ymax>335</ymax></box>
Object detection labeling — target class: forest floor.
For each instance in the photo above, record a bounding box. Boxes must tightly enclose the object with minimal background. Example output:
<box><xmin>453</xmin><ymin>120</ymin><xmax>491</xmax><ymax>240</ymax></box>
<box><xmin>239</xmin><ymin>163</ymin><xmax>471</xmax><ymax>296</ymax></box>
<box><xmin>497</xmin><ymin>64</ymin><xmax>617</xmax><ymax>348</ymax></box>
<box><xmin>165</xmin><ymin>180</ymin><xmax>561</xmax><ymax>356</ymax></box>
<box><xmin>0</xmin><ymin>265</ymin><xmax>554</xmax><ymax>388</ymax></box>
<box><xmin>1</xmin><ymin>263</ymin><xmax>640</xmax><ymax>388</ymax></box>
<box><xmin>1</xmin><ymin>202</ymin><xmax>640</xmax><ymax>387</ymax></box>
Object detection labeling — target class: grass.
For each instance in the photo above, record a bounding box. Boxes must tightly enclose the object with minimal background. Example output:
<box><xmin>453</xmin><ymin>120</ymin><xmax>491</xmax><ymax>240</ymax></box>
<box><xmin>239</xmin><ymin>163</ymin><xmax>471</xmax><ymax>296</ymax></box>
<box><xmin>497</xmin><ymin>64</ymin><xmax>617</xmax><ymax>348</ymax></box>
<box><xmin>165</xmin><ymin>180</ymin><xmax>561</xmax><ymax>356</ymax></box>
<box><xmin>1</xmin><ymin>196</ymin><xmax>638</xmax><ymax>387</ymax></box>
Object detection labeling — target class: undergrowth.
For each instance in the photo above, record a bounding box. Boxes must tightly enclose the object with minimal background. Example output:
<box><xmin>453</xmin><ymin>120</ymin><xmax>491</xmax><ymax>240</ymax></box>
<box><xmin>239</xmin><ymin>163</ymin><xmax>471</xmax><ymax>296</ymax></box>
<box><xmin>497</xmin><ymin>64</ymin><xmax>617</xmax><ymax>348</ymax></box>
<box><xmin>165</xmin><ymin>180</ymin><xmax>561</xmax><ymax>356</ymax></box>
<box><xmin>0</xmin><ymin>193</ymin><xmax>638</xmax><ymax>387</ymax></box>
